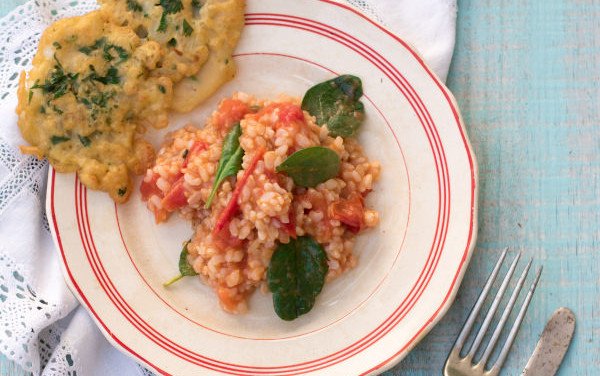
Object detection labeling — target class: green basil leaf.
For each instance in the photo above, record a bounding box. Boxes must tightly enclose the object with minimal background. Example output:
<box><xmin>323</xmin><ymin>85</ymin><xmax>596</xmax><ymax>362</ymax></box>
<box><xmin>267</xmin><ymin>236</ymin><xmax>329</xmax><ymax>321</ymax></box>
<box><xmin>163</xmin><ymin>241</ymin><xmax>197</xmax><ymax>287</ymax></box>
<box><xmin>205</xmin><ymin>123</ymin><xmax>244</xmax><ymax>208</ymax></box>
<box><xmin>276</xmin><ymin>146</ymin><xmax>340</xmax><ymax>187</ymax></box>
<box><xmin>301</xmin><ymin>75</ymin><xmax>365</xmax><ymax>138</ymax></box>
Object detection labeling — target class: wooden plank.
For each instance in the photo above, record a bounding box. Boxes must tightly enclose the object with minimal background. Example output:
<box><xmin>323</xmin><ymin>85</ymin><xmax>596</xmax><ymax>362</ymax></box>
<box><xmin>389</xmin><ymin>0</ymin><xmax>600</xmax><ymax>375</ymax></box>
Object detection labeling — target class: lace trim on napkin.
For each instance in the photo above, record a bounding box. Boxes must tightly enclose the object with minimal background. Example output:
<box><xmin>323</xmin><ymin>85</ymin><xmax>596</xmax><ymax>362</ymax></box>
<box><xmin>0</xmin><ymin>1</ymin><xmax>384</xmax><ymax>375</ymax></box>
<box><xmin>0</xmin><ymin>252</ymin><xmax>79</xmax><ymax>375</ymax></box>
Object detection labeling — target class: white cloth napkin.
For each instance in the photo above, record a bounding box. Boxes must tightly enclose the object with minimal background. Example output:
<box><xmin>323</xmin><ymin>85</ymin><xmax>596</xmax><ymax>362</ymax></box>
<box><xmin>0</xmin><ymin>0</ymin><xmax>456</xmax><ymax>374</ymax></box>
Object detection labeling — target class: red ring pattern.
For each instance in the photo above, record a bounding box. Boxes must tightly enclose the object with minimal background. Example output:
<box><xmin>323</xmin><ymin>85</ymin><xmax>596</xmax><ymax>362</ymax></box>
<box><xmin>49</xmin><ymin>3</ymin><xmax>476</xmax><ymax>374</ymax></box>
<box><xmin>115</xmin><ymin>52</ymin><xmax>412</xmax><ymax>341</ymax></box>
<box><xmin>76</xmin><ymin>14</ymin><xmax>447</xmax><ymax>373</ymax></box>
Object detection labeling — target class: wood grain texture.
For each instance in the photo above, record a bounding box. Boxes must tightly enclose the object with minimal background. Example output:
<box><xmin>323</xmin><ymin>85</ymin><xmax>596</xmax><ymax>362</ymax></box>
<box><xmin>389</xmin><ymin>0</ymin><xmax>600</xmax><ymax>375</ymax></box>
<box><xmin>1</xmin><ymin>0</ymin><xmax>599</xmax><ymax>375</ymax></box>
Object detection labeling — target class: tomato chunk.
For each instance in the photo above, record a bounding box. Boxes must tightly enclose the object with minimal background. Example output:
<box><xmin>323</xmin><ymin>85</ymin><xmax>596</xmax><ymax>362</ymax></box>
<box><xmin>278</xmin><ymin>103</ymin><xmax>305</xmax><ymax>123</ymax></box>
<box><xmin>214</xmin><ymin>99</ymin><xmax>250</xmax><ymax>130</ymax></box>
<box><xmin>140</xmin><ymin>173</ymin><xmax>162</xmax><ymax>202</ymax></box>
<box><xmin>213</xmin><ymin>224</ymin><xmax>244</xmax><ymax>250</ymax></box>
<box><xmin>161</xmin><ymin>177</ymin><xmax>187</xmax><ymax>212</ymax></box>
<box><xmin>328</xmin><ymin>193</ymin><xmax>365</xmax><ymax>233</ymax></box>
<box><xmin>213</xmin><ymin>149</ymin><xmax>265</xmax><ymax>236</ymax></box>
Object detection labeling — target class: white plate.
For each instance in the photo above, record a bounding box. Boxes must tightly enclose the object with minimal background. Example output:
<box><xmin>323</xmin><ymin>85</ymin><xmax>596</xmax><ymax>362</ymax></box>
<box><xmin>47</xmin><ymin>1</ymin><xmax>478</xmax><ymax>374</ymax></box>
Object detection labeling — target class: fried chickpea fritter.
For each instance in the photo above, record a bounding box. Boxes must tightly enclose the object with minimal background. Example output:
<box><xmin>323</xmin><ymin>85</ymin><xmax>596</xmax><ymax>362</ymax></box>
<box><xmin>170</xmin><ymin>0</ymin><xmax>245</xmax><ymax>112</ymax></box>
<box><xmin>99</xmin><ymin>0</ymin><xmax>245</xmax><ymax>113</ymax></box>
<box><xmin>16</xmin><ymin>11</ymin><xmax>173</xmax><ymax>202</ymax></box>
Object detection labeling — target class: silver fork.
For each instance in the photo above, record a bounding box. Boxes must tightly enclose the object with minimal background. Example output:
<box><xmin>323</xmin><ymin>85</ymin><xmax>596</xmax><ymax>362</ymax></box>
<box><xmin>444</xmin><ymin>248</ymin><xmax>542</xmax><ymax>376</ymax></box>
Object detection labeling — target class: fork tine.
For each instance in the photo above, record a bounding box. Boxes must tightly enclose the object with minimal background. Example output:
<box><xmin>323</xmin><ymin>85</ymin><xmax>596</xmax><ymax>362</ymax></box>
<box><xmin>466</xmin><ymin>252</ymin><xmax>521</xmax><ymax>358</ymax></box>
<box><xmin>478</xmin><ymin>259</ymin><xmax>533</xmax><ymax>367</ymax></box>
<box><xmin>491</xmin><ymin>266</ymin><xmax>543</xmax><ymax>372</ymax></box>
<box><xmin>453</xmin><ymin>247</ymin><xmax>509</xmax><ymax>352</ymax></box>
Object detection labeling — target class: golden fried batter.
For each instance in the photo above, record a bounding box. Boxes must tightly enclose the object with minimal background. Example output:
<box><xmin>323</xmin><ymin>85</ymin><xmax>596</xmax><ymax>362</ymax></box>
<box><xmin>99</xmin><ymin>0</ymin><xmax>245</xmax><ymax>112</ymax></box>
<box><xmin>99</xmin><ymin>0</ymin><xmax>210</xmax><ymax>83</ymax></box>
<box><xmin>17</xmin><ymin>11</ymin><xmax>173</xmax><ymax>202</ymax></box>
<box><xmin>170</xmin><ymin>0</ymin><xmax>245</xmax><ymax>112</ymax></box>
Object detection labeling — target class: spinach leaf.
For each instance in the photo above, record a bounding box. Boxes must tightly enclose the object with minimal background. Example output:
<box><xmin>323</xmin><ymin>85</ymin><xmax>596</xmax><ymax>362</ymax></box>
<box><xmin>276</xmin><ymin>146</ymin><xmax>340</xmax><ymax>187</ymax></box>
<box><xmin>301</xmin><ymin>75</ymin><xmax>365</xmax><ymax>138</ymax></box>
<box><xmin>163</xmin><ymin>241</ymin><xmax>198</xmax><ymax>287</ymax></box>
<box><xmin>267</xmin><ymin>236</ymin><xmax>329</xmax><ymax>321</ymax></box>
<box><xmin>205</xmin><ymin>123</ymin><xmax>244</xmax><ymax>208</ymax></box>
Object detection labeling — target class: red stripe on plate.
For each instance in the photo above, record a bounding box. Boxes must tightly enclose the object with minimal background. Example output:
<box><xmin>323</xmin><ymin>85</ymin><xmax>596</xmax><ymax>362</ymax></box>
<box><xmin>48</xmin><ymin>1</ymin><xmax>478</xmax><ymax>373</ymax></box>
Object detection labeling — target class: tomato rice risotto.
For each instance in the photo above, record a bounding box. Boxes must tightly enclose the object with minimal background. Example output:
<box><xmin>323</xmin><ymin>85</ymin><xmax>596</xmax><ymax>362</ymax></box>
<box><xmin>141</xmin><ymin>92</ymin><xmax>380</xmax><ymax>314</ymax></box>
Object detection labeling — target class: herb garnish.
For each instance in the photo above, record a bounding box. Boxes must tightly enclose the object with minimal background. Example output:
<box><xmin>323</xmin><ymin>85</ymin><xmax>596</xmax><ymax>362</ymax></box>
<box><xmin>157</xmin><ymin>11</ymin><xmax>168</xmax><ymax>32</ymax></box>
<box><xmin>205</xmin><ymin>123</ymin><xmax>244</xmax><ymax>208</ymax></box>
<box><xmin>85</xmin><ymin>65</ymin><xmax>120</xmax><ymax>86</ymax></box>
<box><xmin>79</xmin><ymin>38</ymin><xmax>129</xmax><ymax>64</ymax></box>
<box><xmin>78</xmin><ymin>38</ymin><xmax>106</xmax><ymax>55</ymax></box>
<box><xmin>158</xmin><ymin>85</ymin><xmax>166</xmax><ymax>94</ymax></box>
<box><xmin>78</xmin><ymin>135</ymin><xmax>91</xmax><ymax>147</ymax></box>
<box><xmin>267</xmin><ymin>236</ymin><xmax>329</xmax><ymax>321</ymax></box>
<box><xmin>51</xmin><ymin>135</ymin><xmax>70</xmax><ymax>145</ymax></box>
<box><xmin>276</xmin><ymin>146</ymin><xmax>340</xmax><ymax>187</ymax></box>
<box><xmin>159</xmin><ymin>0</ymin><xmax>183</xmax><ymax>13</ymax></box>
<box><xmin>118</xmin><ymin>187</ymin><xmax>127</xmax><ymax>197</ymax></box>
<box><xmin>167</xmin><ymin>38</ymin><xmax>177</xmax><ymax>47</ymax></box>
<box><xmin>126</xmin><ymin>0</ymin><xmax>144</xmax><ymax>12</ymax></box>
<box><xmin>31</xmin><ymin>55</ymin><xmax>79</xmax><ymax>100</ymax></box>
<box><xmin>163</xmin><ymin>241</ymin><xmax>198</xmax><ymax>287</ymax></box>
<box><xmin>301</xmin><ymin>75</ymin><xmax>365</xmax><ymax>138</ymax></box>
<box><xmin>182</xmin><ymin>19</ymin><xmax>194</xmax><ymax>36</ymax></box>
<box><xmin>191</xmin><ymin>0</ymin><xmax>202</xmax><ymax>16</ymax></box>
<box><xmin>157</xmin><ymin>0</ymin><xmax>184</xmax><ymax>32</ymax></box>
<box><xmin>53</xmin><ymin>41</ymin><xmax>62</xmax><ymax>50</ymax></box>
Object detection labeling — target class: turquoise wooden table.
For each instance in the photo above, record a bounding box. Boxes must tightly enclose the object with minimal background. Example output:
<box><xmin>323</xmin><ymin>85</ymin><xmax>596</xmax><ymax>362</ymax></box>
<box><xmin>1</xmin><ymin>1</ymin><xmax>598</xmax><ymax>375</ymax></box>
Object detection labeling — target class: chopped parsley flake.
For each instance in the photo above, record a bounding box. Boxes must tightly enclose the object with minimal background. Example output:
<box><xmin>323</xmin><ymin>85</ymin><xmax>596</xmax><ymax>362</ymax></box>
<box><xmin>78</xmin><ymin>135</ymin><xmax>92</xmax><ymax>147</ymax></box>
<box><xmin>31</xmin><ymin>56</ymin><xmax>79</xmax><ymax>101</ymax></box>
<box><xmin>85</xmin><ymin>65</ymin><xmax>120</xmax><ymax>86</ymax></box>
<box><xmin>182</xmin><ymin>19</ymin><xmax>193</xmax><ymax>36</ymax></box>
<box><xmin>79</xmin><ymin>38</ymin><xmax>106</xmax><ymax>55</ymax></box>
<box><xmin>159</xmin><ymin>0</ymin><xmax>183</xmax><ymax>14</ymax></box>
<box><xmin>79</xmin><ymin>38</ymin><xmax>129</xmax><ymax>64</ymax></box>
<box><xmin>167</xmin><ymin>38</ymin><xmax>177</xmax><ymax>47</ymax></box>
<box><xmin>126</xmin><ymin>0</ymin><xmax>144</xmax><ymax>12</ymax></box>
<box><xmin>157</xmin><ymin>11</ymin><xmax>168</xmax><ymax>32</ymax></box>
<box><xmin>51</xmin><ymin>135</ymin><xmax>70</xmax><ymax>144</ymax></box>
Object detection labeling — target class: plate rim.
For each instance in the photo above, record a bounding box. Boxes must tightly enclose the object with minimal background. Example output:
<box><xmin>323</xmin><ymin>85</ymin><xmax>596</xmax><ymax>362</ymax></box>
<box><xmin>45</xmin><ymin>0</ymin><xmax>479</xmax><ymax>374</ymax></box>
